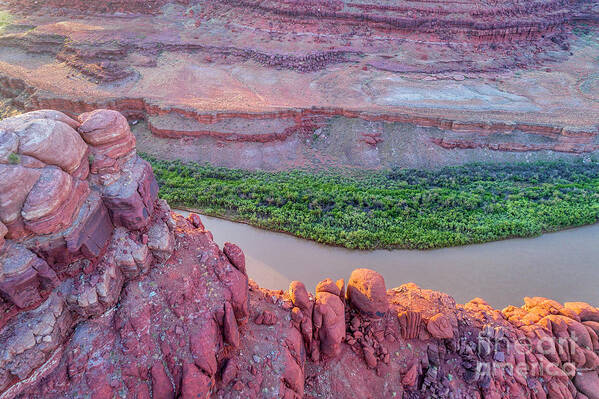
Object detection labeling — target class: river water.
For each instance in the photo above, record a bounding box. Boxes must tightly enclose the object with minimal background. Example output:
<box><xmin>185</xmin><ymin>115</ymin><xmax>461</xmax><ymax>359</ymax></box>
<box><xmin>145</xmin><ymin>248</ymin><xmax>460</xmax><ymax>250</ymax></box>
<box><xmin>176</xmin><ymin>210</ymin><xmax>598</xmax><ymax>309</ymax></box>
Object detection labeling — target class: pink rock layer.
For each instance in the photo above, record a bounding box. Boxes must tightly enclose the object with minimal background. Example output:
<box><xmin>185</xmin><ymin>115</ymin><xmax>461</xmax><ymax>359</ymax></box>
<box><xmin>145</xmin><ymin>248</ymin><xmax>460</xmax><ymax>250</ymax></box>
<box><xmin>2</xmin><ymin>72</ymin><xmax>595</xmax><ymax>157</ymax></box>
<box><xmin>1</xmin><ymin>109</ymin><xmax>599</xmax><ymax>399</ymax></box>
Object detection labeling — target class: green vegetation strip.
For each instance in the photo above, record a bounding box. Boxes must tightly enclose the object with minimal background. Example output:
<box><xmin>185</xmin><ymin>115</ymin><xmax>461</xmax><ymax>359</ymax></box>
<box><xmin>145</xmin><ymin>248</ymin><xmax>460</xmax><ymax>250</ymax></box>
<box><xmin>142</xmin><ymin>154</ymin><xmax>599</xmax><ymax>250</ymax></box>
<box><xmin>0</xmin><ymin>11</ymin><xmax>13</xmax><ymax>33</ymax></box>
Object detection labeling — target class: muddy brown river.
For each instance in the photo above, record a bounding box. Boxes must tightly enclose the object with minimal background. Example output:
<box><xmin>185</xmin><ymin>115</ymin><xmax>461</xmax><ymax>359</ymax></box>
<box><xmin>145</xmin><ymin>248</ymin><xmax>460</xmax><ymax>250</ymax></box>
<box><xmin>176</xmin><ymin>210</ymin><xmax>598</xmax><ymax>309</ymax></box>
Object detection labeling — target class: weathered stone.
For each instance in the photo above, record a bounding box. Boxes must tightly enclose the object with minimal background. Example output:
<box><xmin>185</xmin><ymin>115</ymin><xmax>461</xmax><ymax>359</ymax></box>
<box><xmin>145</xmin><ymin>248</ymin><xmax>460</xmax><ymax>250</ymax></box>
<box><xmin>399</xmin><ymin>310</ymin><xmax>422</xmax><ymax>340</ymax></box>
<box><xmin>22</xmin><ymin>167</ymin><xmax>90</xmax><ymax>236</ymax></box>
<box><xmin>181</xmin><ymin>363</ymin><xmax>211</xmax><ymax>399</ymax></box>
<box><xmin>151</xmin><ymin>362</ymin><xmax>174</xmax><ymax>399</ymax></box>
<box><xmin>316</xmin><ymin>278</ymin><xmax>340</xmax><ymax>296</ymax></box>
<box><xmin>0</xmin><ymin>164</ymin><xmax>42</xmax><ymax>230</ymax></box>
<box><xmin>427</xmin><ymin>313</ymin><xmax>454</xmax><ymax>339</ymax></box>
<box><xmin>565</xmin><ymin>302</ymin><xmax>599</xmax><ymax>323</ymax></box>
<box><xmin>112</xmin><ymin>228</ymin><xmax>152</xmax><ymax>278</ymax></box>
<box><xmin>346</xmin><ymin>268</ymin><xmax>388</xmax><ymax>317</ymax></box>
<box><xmin>22</xmin><ymin>167</ymin><xmax>73</xmax><ymax>222</ymax></box>
<box><xmin>15</xmin><ymin>119</ymin><xmax>87</xmax><ymax>174</ymax></box>
<box><xmin>147</xmin><ymin>220</ymin><xmax>173</xmax><ymax>262</ymax></box>
<box><xmin>223</xmin><ymin>242</ymin><xmax>246</xmax><ymax>275</ymax></box>
<box><xmin>574</xmin><ymin>371</ymin><xmax>599</xmax><ymax>399</ymax></box>
<box><xmin>224</xmin><ymin>302</ymin><xmax>240</xmax><ymax>348</ymax></box>
<box><xmin>190</xmin><ymin>319</ymin><xmax>219</xmax><ymax>376</ymax></box>
<box><xmin>289</xmin><ymin>281</ymin><xmax>311</xmax><ymax>311</ymax></box>
<box><xmin>0</xmin><ymin>110</ymin><xmax>79</xmax><ymax>131</ymax></box>
<box><xmin>313</xmin><ymin>290</ymin><xmax>345</xmax><ymax>359</ymax></box>
<box><xmin>102</xmin><ymin>158</ymin><xmax>158</xmax><ymax>230</ymax></box>
<box><xmin>0</xmin><ymin>242</ymin><xmax>56</xmax><ymax>308</ymax></box>
<box><xmin>78</xmin><ymin>109</ymin><xmax>133</xmax><ymax>148</ymax></box>
<box><xmin>0</xmin><ymin>221</ymin><xmax>7</xmax><ymax>248</ymax></box>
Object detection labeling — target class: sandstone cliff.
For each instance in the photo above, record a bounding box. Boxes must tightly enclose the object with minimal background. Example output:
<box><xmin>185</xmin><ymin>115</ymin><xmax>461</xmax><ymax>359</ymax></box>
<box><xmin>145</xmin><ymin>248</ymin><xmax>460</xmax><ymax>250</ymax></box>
<box><xmin>1</xmin><ymin>110</ymin><xmax>599</xmax><ymax>398</ymax></box>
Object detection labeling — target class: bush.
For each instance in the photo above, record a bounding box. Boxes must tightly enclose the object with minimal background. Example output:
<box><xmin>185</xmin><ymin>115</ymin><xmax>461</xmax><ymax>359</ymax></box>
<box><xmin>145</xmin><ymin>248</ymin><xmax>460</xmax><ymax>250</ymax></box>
<box><xmin>7</xmin><ymin>153</ymin><xmax>20</xmax><ymax>164</ymax></box>
<box><xmin>141</xmin><ymin>154</ymin><xmax>599</xmax><ymax>250</ymax></box>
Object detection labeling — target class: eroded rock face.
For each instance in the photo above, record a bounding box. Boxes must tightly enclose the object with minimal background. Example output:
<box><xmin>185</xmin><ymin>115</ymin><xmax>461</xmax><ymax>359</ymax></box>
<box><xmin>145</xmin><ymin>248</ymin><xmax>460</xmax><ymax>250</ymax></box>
<box><xmin>0</xmin><ymin>109</ymin><xmax>165</xmax><ymax>396</ymax></box>
<box><xmin>1</xmin><ymin>109</ymin><xmax>598</xmax><ymax>399</ymax></box>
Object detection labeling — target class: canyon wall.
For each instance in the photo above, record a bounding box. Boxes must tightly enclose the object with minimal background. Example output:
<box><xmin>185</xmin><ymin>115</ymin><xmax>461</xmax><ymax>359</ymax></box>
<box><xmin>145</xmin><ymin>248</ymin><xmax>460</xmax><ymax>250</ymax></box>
<box><xmin>1</xmin><ymin>0</ymin><xmax>598</xmax><ymax>171</ymax></box>
<box><xmin>1</xmin><ymin>110</ymin><xmax>599</xmax><ymax>398</ymax></box>
<box><xmin>5</xmin><ymin>0</ymin><xmax>596</xmax><ymax>43</ymax></box>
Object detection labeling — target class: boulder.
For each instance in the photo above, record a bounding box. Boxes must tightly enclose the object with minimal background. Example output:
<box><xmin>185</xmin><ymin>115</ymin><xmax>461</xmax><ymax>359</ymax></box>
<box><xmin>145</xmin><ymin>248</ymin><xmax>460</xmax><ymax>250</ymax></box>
<box><xmin>223</xmin><ymin>242</ymin><xmax>246</xmax><ymax>275</ymax></box>
<box><xmin>181</xmin><ymin>363</ymin><xmax>211</xmax><ymax>399</ymax></box>
<box><xmin>147</xmin><ymin>220</ymin><xmax>174</xmax><ymax>262</ymax></box>
<box><xmin>102</xmin><ymin>158</ymin><xmax>158</xmax><ymax>230</ymax></box>
<box><xmin>190</xmin><ymin>319</ymin><xmax>219</xmax><ymax>376</ymax></box>
<box><xmin>255</xmin><ymin>310</ymin><xmax>277</xmax><ymax>325</ymax></box>
<box><xmin>313</xmin><ymin>290</ymin><xmax>345</xmax><ymax>358</ymax></box>
<box><xmin>78</xmin><ymin>109</ymin><xmax>136</xmax><ymax>185</ymax></box>
<box><xmin>346</xmin><ymin>268</ymin><xmax>388</xmax><ymax>317</ymax></box>
<box><xmin>151</xmin><ymin>362</ymin><xmax>174</xmax><ymax>399</ymax></box>
<box><xmin>188</xmin><ymin>213</ymin><xmax>205</xmax><ymax>230</ymax></box>
<box><xmin>78</xmin><ymin>109</ymin><xmax>133</xmax><ymax>149</ymax></box>
<box><xmin>0</xmin><ymin>242</ymin><xmax>57</xmax><ymax>308</ymax></box>
<box><xmin>0</xmin><ymin>164</ymin><xmax>42</xmax><ymax>233</ymax></box>
<box><xmin>402</xmin><ymin>363</ymin><xmax>419</xmax><ymax>387</ymax></box>
<box><xmin>426</xmin><ymin>312</ymin><xmax>454</xmax><ymax>339</ymax></box>
<box><xmin>565</xmin><ymin>302</ymin><xmax>599</xmax><ymax>323</ymax></box>
<box><xmin>22</xmin><ymin>167</ymin><xmax>73</xmax><ymax>222</ymax></box>
<box><xmin>574</xmin><ymin>371</ymin><xmax>599</xmax><ymax>399</ymax></box>
<box><xmin>316</xmin><ymin>278</ymin><xmax>340</xmax><ymax>296</ymax></box>
<box><xmin>224</xmin><ymin>302</ymin><xmax>240</xmax><ymax>348</ymax></box>
<box><xmin>15</xmin><ymin>119</ymin><xmax>87</xmax><ymax>174</ymax></box>
<box><xmin>22</xmin><ymin>167</ymin><xmax>90</xmax><ymax>235</ymax></box>
<box><xmin>289</xmin><ymin>281</ymin><xmax>311</xmax><ymax>311</ymax></box>
<box><xmin>0</xmin><ymin>109</ymin><xmax>79</xmax><ymax>130</ymax></box>
<box><xmin>281</xmin><ymin>345</ymin><xmax>304</xmax><ymax>397</ymax></box>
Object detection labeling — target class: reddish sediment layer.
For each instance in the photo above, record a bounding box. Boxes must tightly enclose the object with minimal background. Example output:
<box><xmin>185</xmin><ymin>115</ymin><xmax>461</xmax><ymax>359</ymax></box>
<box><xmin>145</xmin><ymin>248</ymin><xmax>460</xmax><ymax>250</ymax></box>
<box><xmin>2</xmin><ymin>73</ymin><xmax>597</xmax><ymax>154</ymax></box>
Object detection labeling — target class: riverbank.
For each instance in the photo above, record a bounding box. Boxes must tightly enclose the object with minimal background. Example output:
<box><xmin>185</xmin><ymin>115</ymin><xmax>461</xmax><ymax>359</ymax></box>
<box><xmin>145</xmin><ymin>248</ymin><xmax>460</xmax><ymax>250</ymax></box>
<box><xmin>176</xmin><ymin>210</ymin><xmax>599</xmax><ymax>308</ymax></box>
<box><xmin>145</xmin><ymin>154</ymin><xmax>599</xmax><ymax>250</ymax></box>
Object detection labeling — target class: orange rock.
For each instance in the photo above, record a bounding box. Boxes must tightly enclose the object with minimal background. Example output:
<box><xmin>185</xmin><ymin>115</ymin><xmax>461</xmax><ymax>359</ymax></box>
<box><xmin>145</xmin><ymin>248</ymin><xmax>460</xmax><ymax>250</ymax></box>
<box><xmin>316</xmin><ymin>278</ymin><xmax>340</xmax><ymax>296</ymax></box>
<box><xmin>399</xmin><ymin>310</ymin><xmax>422</xmax><ymax>340</ymax></box>
<box><xmin>346</xmin><ymin>269</ymin><xmax>388</xmax><ymax>317</ymax></box>
<box><xmin>426</xmin><ymin>313</ymin><xmax>454</xmax><ymax>339</ymax></box>
<box><xmin>565</xmin><ymin>302</ymin><xmax>599</xmax><ymax>323</ymax></box>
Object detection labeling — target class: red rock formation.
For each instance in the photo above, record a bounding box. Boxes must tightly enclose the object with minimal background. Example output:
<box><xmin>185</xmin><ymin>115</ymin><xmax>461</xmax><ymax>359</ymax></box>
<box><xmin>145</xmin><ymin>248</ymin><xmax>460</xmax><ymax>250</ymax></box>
<box><xmin>5</xmin><ymin>0</ymin><xmax>192</xmax><ymax>15</ymax></box>
<box><xmin>1</xmin><ymin>109</ymin><xmax>599</xmax><ymax>399</ymax></box>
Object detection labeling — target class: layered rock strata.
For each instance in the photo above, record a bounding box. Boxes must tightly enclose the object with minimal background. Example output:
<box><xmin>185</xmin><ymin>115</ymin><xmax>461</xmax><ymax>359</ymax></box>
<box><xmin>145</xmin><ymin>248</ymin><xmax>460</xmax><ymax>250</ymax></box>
<box><xmin>1</xmin><ymin>0</ymin><xmax>598</xmax><ymax>171</ymax></box>
<box><xmin>5</xmin><ymin>0</ymin><xmax>595</xmax><ymax>44</ymax></box>
<box><xmin>1</xmin><ymin>109</ymin><xmax>599</xmax><ymax>398</ymax></box>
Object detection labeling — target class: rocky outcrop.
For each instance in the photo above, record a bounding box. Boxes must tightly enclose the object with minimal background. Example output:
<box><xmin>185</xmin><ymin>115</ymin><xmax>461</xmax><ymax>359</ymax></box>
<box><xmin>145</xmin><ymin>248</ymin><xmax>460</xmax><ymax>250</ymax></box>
<box><xmin>0</xmin><ymin>109</ymin><xmax>170</xmax><ymax>395</ymax></box>
<box><xmin>1</xmin><ymin>109</ymin><xmax>599</xmax><ymax>398</ymax></box>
